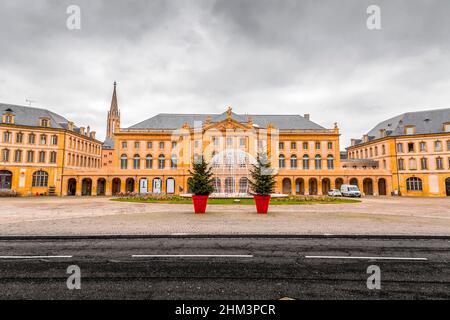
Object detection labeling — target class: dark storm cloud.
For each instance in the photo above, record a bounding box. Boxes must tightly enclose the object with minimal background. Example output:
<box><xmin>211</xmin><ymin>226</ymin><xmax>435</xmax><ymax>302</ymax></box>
<box><xmin>0</xmin><ymin>0</ymin><xmax>449</xmax><ymax>146</ymax></box>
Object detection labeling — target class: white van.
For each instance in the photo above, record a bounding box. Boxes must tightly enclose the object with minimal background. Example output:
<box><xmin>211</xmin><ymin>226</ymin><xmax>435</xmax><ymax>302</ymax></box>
<box><xmin>340</xmin><ymin>184</ymin><xmax>362</xmax><ymax>197</ymax></box>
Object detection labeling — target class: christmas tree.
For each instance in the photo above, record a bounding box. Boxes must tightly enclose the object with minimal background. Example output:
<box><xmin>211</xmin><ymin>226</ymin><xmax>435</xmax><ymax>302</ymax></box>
<box><xmin>249</xmin><ymin>153</ymin><xmax>276</xmax><ymax>195</ymax></box>
<box><xmin>188</xmin><ymin>155</ymin><xmax>215</xmax><ymax>195</ymax></box>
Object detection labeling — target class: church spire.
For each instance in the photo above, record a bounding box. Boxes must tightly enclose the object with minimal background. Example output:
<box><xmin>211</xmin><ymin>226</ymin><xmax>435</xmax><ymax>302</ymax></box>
<box><xmin>106</xmin><ymin>81</ymin><xmax>120</xmax><ymax>139</ymax></box>
<box><xmin>110</xmin><ymin>81</ymin><xmax>119</xmax><ymax>116</ymax></box>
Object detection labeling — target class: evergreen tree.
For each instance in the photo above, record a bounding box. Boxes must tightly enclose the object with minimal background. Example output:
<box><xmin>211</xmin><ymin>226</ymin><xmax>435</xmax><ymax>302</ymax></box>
<box><xmin>249</xmin><ymin>153</ymin><xmax>277</xmax><ymax>195</ymax></box>
<box><xmin>188</xmin><ymin>156</ymin><xmax>215</xmax><ymax>195</ymax></box>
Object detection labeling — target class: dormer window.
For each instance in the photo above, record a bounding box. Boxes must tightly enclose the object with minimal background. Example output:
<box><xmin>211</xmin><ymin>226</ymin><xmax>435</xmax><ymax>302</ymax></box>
<box><xmin>40</xmin><ymin>117</ymin><xmax>50</xmax><ymax>127</ymax></box>
<box><xmin>405</xmin><ymin>126</ymin><xmax>415</xmax><ymax>135</ymax></box>
<box><xmin>2</xmin><ymin>110</ymin><xmax>15</xmax><ymax>124</ymax></box>
<box><xmin>444</xmin><ymin>122</ymin><xmax>450</xmax><ymax>132</ymax></box>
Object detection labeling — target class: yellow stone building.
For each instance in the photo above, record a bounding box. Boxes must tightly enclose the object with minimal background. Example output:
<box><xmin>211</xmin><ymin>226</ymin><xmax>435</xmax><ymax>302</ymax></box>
<box><xmin>0</xmin><ymin>104</ymin><xmax>102</xmax><ymax>196</ymax></box>
<box><xmin>347</xmin><ymin>109</ymin><xmax>450</xmax><ymax>196</ymax></box>
<box><xmin>2</xmin><ymin>83</ymin><xmax>448</xmax><ymax>197</ymax></box>
<box><xmin>61</xmin><ymin>83</ymin><xmax>392</xmax><ymax>197</ymax></box>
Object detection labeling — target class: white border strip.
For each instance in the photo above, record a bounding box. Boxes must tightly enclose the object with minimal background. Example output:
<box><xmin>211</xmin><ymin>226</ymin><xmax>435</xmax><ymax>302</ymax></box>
<box><xmin>0</xmin><ymin>255</ymin><xmax>73</xmax><ymax>259</ymax></box>
<box><xmin>305</xmin><ymin>255</ymin><xmax>427</xmax><ymax>261</ymax></box>
<box><xmin>132</xmin><ymin>254</ymin><xmax>254</xmax><ymax>258</ymax></box>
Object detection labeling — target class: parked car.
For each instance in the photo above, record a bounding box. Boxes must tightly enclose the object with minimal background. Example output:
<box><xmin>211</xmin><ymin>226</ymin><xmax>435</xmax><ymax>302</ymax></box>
<box><xmin>327</xmin><ymin>189</ymin><xmax>342</xmax><ymax>197</ymax></box>
<box><xmin>340</xmin><ymin>184</ymin><xmax>362</xmax><ymax>197</ymax></box>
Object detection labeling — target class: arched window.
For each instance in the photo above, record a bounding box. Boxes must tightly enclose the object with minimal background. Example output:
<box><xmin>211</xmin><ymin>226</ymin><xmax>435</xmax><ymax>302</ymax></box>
<box><xmin>406</xmin><ymin>177</ymin><xmax>422</xmax><ymax>191</ymax></box>
<box><xmin>120</xmin><ymin>154</ymin><xmax>127</xmax><ymax>169</ymax></box>
<box><xmin>302</xmin><ymin>155</ymin><xmax>309</xmax><ymax>170</ymax></box>
<box><xmin>239</xmin><ymin>177</ymin><xmax>248</xmax><ymax>194</ymax></box>
<box><xmin>327</xmin><ymin>155</ymin><xmax>334</xmax><ymax>169</ymax></box>
<box><xmin>290</xmin><ymin>155</ymin><xmax>297</xmax><ymax>169</ymax></box>
<box><xmin>315</xmin><ymin>155</ymin><xmax>322</xmax><ymax>170</ymax></box>
<box><xmin>279</xmin><ymin>154</ymin><xmax>286</xmax><ymax>168</ymax></box>
<box><xmin>171</xmin><ymin>155</ymin><xmax>178</xmax><ymax>169</ymax></box>
<box><xmin>158</xmin><ymin>155</ymin><xmax>165</xmax><ymax>169</ymax></box>
<box><xmin>32</xmin><ymin>170</ymin><xmax>49</xmax><ymax>187</ymax></box>
<box><xmin>213</xmin><ymin>178</ymin><xmax>221</xmax><ymax>193</ymax></box>
<box><xmin>133</xmin><ymin>154</ymin><xmax>140</xmax><ymax>169</ymax></box>
<box><xmin>145</xmin><ymin>155</ymin><xmax>153</xmax><ymax>169</ymax></box>
<box><xmin>40</xmin><ymin>134</ymin><xmax>47</xmax><ymax>145</ymax></box>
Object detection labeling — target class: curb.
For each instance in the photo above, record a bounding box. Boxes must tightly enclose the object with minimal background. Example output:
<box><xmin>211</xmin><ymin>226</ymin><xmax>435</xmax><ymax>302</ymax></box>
<box><xmin>0</xmin><ymin>234</ymin><xmax>450</xmax><ymax>241</ymax></box>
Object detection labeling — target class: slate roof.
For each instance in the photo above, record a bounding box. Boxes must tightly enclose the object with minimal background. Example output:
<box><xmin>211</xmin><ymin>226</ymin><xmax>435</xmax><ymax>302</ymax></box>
<box><xmin>128</xmin><ymin>112</ymin><xmax>325</xmax><ymax>130</ymax></box>
<box><xmin>0</xmin><ymin>103</ymin><xmax>70</xmax><ymax>129</ymax></box>
<box><xmin>103</xmin><ymin>136</ymin><xmax>115</xmax><ymax>149</ymax></box>
<box><xmin>354</xmin><ymin>108</ymin><xmax>450</xmax><ymax>145</ymax></box>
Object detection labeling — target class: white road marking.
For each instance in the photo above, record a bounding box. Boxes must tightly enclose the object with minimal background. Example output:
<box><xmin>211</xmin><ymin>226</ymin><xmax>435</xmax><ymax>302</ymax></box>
<box><xmin>305</xmin><ymin>255</ymin><xmax>427</xmax><ymax>261</ymax></box>
<box><xmin>132</xmin><ymin>254</ymin><xmax>254</xmax><ymax>258</ymax></box>
<box><xmin>0</xmin><ymin>255</ymin><xmax>73</xmax><ymax>259</ymax></box>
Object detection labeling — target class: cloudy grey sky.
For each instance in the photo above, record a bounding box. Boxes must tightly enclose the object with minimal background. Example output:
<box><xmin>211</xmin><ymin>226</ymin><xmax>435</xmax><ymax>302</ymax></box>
<box><xmin>0</xmin><ymin>0</ymin><xmax>449</xmax><ymax>148</ymax></box>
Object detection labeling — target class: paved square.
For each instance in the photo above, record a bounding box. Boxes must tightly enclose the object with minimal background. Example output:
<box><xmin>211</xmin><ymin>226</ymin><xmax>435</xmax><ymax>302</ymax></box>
<box><xmin>0</xmin><ymin>197</ymin><xmax>449</xmax><ymax>236</ymax></box>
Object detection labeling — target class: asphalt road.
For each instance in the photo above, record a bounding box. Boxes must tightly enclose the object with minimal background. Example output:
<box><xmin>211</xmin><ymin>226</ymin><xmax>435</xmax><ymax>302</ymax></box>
<box><xmin>0</xmin><ymin>237</ymin><xmax>449</xmax><ymax>299</ymax></box>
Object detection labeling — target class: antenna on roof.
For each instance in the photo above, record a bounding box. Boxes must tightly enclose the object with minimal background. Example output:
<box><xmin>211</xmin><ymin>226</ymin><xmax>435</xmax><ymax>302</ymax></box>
<box><xmin>26</xmin><ymin>99</ymin><xmax>36</xmax><ymax>107</ymax></box>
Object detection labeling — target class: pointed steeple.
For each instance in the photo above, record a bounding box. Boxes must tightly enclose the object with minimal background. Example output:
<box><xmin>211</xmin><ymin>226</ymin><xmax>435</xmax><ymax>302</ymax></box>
<box><xmin>110</xmin><ymin>81</ymin><xmax>119</xmax><ymax>116</ymax></box>
<box><xmin>106</xmin><ymin>81</ymin><xmax>120</xmax><ymax>139</ymax></box>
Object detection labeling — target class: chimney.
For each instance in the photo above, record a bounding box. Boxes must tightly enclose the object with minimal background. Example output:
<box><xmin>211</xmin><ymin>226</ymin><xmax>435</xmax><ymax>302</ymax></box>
<box><xmin>80</xmin><ymin>127</ymin><xmax>85</xmax><ymax>135</ymax></box>
<box><xmin>363</xmin><ymin>134</ymin><xmax>369</xmax><ymax>143</ymax></box>
<box><xmin>304</xmin><ymin>114</ymin><xmax>310</xmax><ymax>120</ymax></box>
<box><xmin>351</xmin><ymin>139</ymin><xmax>356</xmax><ymax>146</ymax></box>
<box><xmin>67</xmin><ymin>121</ymin><xmax>74</xmax><ymax>131</ymax></box>
<box><xmin>90</xmin><ymin>131</ymin><xmax>96</xmax><ymax>139</ymax></box>
<box><xmin>86</xmin><ymin>126</ymin><xmax>90</xmax><ymax>136</ymax></box>
<box><xmin>379</xmin><ymin>129</ymin><xmax>386</xmax><ymax>137</ymax></box>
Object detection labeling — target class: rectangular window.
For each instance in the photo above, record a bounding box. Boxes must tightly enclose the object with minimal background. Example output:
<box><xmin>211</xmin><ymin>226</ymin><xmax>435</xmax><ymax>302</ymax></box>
<box><xmin>121</xmin><ymin>141</ymin><xmax>127</xmax><ymax>149</ymax></box>
<box><xmin>419</xmin><ymin>142</ymin><xmax>427</xmax><ymax>152</ymax></box>
<box><xmin>50</xmin><ymin>151</ymin><xmax>57</xmax><ymax>163</ymax></box>
<box><xmin>147</xmin><ymin>142</ymin><xmax>152</xmax><ymax>149</ymax></box>
<box><xmin>51</xmin><ymin>135</ymin><xmax>58</xmax><ymax>145</ymax></box>
<box><xmin>303</xmin><ymin>142</ymin><xmax>308</xmax><ymax>150</ymax></box>
<box><xmin>3</xmin><ymin>131</ymin><xmax>11</xmax><ymax>143</ymax></box>
<box><xmin>27</xmin><ymin>151</ymin><xmax>34</xmax><ymax>163</ymax></box>
<box><xmin>436</xmin><ymin>157</ymin><xmax>443</xmax><ymax>170</ymax></box>
<box><xmin>315</xmin><ymin>142</ymin><xmax>321</xmax><ymax>150</ymax></box>
<box><xmin>447</xmin><ymin>140</ymin><xmax>450</xmax><ymax>151</ymax></box>
<box><xmin>398</xmin><ymin>158</ymin><xmax>405</xmax><ymax>170</ymax></box>
<box><xmin>172</xmin><ymin>141</ymin><xmax>177</xmax><ymax>149</ymax></box>
<box><xmin>327</xmin><ymin>142</ymin><xmax>333</xmax><ymax>150</ymax></box>
<box><xmin>382</xmin><ymin>145</ymin><xmax>386</xmax><ymax>155</ymax></box>
<box><xmin>16</xmin><ymin>133</ymin><xmax>23</xmax><ymax>143</ymax></box>
<box><xmin>1</xmin><ymin>149</ymin><xmax>9</xmax><ymax>162</ymax></box>
<box><xmin>14</xmin><ymin>150</ymin><xmax>22</xmax><ymax>162</ymax></box>
<box><xmin>134</xmin><ymin>141</ymin><xmax>140</xmax><ymax>149</ymax></box>
<box><xmin>420</xmin><ymin>158</ymin><xmax>428</xmax><ymax>170</ymax></box>
<box><xmin>279</xmin><ymin>142</ymin><xmax>284</xmax><ymax>150</ymax></box>
<box><xmin>28</xmin><ymin>134</ymin><xmax>35</xmax><ymax>144</ymax></box>
<box><xmin>38</xmin><ymin>151</ymin><xmax>46</xmax><ymax>163</ymax></box>
<box><xmin>396</xmin><ymin>143</ymin><xmax>403</xmax><ymax>153</ymax></box>
<box><xmin>408</xmin><ymin>143</ymin><xmax>414</xmax><ymax>152</ymax></box>
<box><xmin>374</xmin><ymin>146</ymin><xmax>378</xmax><ymax>156</ymax></box>
<box><xmin>435</xmin><ymin>141</ymin><xmax>442</xmax><ymax>152</ymax></box>
<box><xmin>291</xmin><ymin>142</ymin><xmax>296</xmax><ymax>150</ymax></box>
<box><xmin>159</xmin><ymin>142</ymin><xmax>165</xmax><ymax>150</ymax></box>
<box><xmin>240</xmin><ymin>138</ymin><xmax>246</xmax><ymax>147</ymax></box>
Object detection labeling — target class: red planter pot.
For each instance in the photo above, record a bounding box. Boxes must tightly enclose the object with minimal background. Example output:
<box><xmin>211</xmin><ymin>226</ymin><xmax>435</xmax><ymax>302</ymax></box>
<box><xmin>254</xmin><ymin>195</ymin><xmax>271</xmax><ymax>214</ymax></box>
<box><xmin>192</xmin><ymin>195</ymin><xmax>209</xmax><ymax>214</ymax></box>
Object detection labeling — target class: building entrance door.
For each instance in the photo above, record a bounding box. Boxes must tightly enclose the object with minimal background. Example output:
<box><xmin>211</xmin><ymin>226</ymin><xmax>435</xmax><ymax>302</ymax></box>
<box><xmin>140</xmin><ymin>178</ymin><xmax>148</xmax><ymax>194</ymax></box>
<box><xmin>0</xmin><ymin>171</ymin><xmax>12</xmax><ymax>189</ymax></box>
